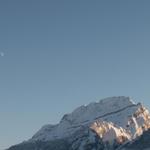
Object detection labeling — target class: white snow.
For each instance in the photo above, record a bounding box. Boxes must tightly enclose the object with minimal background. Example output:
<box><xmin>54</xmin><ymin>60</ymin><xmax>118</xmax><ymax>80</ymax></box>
<box><xmin>31</xmin><ymin>96</ymin><xmax>150</xmax><ymax>144</ymax></box>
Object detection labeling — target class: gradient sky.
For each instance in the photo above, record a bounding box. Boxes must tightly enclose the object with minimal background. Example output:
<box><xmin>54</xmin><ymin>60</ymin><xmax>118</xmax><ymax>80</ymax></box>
<box><xmin>1</xmin><ymin>0</ymin><xmax>150</xmax><ymax>149</ymax></box>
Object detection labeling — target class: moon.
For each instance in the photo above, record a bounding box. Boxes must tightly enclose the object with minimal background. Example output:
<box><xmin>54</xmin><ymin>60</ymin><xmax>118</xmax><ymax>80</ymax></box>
<box><xmin>0</xmin><ymin>52</ymin><xmax>4</xmax><ymax>57</ymax></box>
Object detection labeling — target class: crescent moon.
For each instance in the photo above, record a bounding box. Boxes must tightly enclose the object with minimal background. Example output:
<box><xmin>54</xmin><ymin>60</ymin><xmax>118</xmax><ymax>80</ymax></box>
<box><xmin>0</xmin><ymin>52</ymin><xmax>4</xmax><ymax>57</ymax></box>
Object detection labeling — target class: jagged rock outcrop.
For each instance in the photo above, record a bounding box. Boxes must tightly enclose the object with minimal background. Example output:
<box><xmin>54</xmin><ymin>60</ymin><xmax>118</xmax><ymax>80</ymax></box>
<box><xmin>119</xmin><ymin>129</ymin><xmax>150</xmax><ymax>150</ymax></box>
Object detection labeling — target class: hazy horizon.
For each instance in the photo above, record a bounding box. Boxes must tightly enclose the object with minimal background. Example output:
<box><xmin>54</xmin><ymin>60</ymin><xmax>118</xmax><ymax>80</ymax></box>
<box><xmin>1</xmin><ymin>1</ymin><xmax>150</xmax><ymax>149</ymax></box>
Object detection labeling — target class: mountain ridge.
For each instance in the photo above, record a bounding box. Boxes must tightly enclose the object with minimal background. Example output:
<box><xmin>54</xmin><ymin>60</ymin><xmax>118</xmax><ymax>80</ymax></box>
<box><xmin>7</xmin><ymin>96</ymin><xmax>150</xmax><ymax>150</ymax></box>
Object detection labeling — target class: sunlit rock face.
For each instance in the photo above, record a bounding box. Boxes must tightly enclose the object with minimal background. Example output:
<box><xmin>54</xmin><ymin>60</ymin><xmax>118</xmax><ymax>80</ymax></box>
<box><xmin>7</xmin><ymin>96</ymin><xmax>150</xmax><ymax>150</ymax></box>
<box><xmin>90</xmin><ymin>121</ymin><xmax>131</xmax><ymax>144</ymax></box>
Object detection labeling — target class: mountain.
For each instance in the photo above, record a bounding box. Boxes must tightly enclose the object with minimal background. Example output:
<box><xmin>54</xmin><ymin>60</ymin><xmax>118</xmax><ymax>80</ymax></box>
<box><xmin>118</xmin><ymin>129</ymin><xmax>150</xmax><ymax>150</ymax></box>
<box><xmin>7</xmin><ymin>96</ymin><xmax>150</xmax><ymax>150</ymax></box>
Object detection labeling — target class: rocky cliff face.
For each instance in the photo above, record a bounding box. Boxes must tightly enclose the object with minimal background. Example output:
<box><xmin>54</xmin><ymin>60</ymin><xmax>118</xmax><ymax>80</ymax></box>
<box><xmin>7</xmin><ymin>96</ymin><xmax>150</xmax><ymax>150</ymax></box>
<box><xmin>119</xmin><ymin>129</ymin><xmax>150</xmax><ymax>150</ymax></box>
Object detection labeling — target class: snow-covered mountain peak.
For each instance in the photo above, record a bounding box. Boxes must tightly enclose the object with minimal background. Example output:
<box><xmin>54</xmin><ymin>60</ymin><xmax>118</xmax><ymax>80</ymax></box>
<box><xmin>71</xmin><ymin>96</ymin><xmax>134</xmax><ymax>114</ymax></box>
<box><xmin>31</xmin><ymin>96</ymin><xmax>150</xmax><ymax>147</ymax></box>
<box><xmin>8</xmin><ymin>96</ymin><xmax>150</xmax><ymax>150</ymax></box>
<box><xmin>71</xmin><ymin>96</ymin><xmax>133</xmax><ymax>114</ymax></box>
<box><xmin>60</xmin><ymin>96</ymin><xmax>135</xmax><ymax>125</ymax></box>
<box><xmin>97</xmin><ymin>96</ymin><xmax>134</xmax><ymax>105</ymax></box>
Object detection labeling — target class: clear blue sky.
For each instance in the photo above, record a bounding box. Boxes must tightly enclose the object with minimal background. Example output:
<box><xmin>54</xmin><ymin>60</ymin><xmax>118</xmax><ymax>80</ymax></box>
<box><xmin>0</xmin><ymin>0</ymin><xmax>150</xmax><ymax>149</ymax></box>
